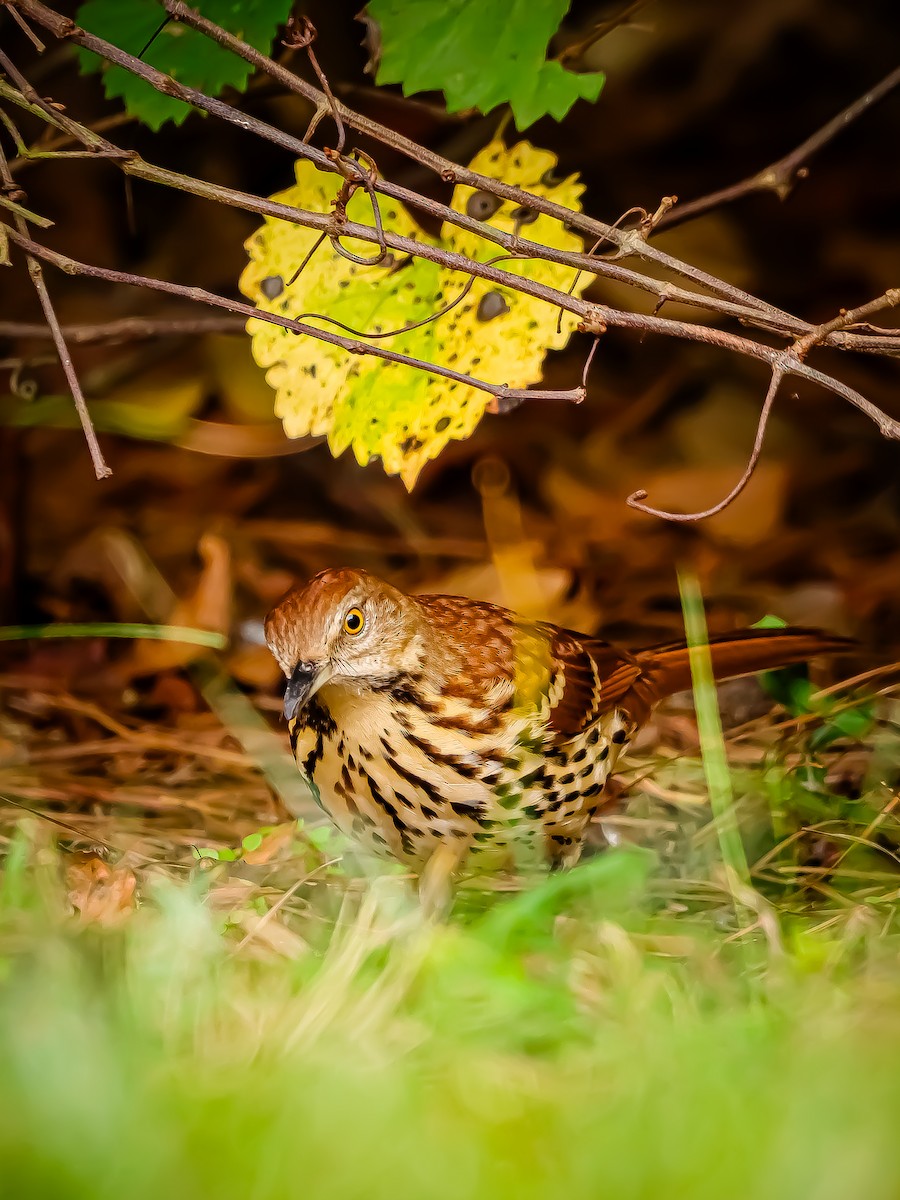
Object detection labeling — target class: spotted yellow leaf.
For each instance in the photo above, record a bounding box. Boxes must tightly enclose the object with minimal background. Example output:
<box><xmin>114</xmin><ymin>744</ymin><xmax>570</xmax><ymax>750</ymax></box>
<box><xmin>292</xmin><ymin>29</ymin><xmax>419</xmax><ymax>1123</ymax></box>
<box><xmin>240</xmin><ymin>140</ymin><xmax>590</xmax><ymax>488</ymax></box>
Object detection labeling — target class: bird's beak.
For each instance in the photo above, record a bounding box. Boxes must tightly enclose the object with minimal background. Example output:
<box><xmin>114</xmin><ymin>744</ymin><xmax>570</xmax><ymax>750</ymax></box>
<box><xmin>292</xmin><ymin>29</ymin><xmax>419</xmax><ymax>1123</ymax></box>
<box><xmin>283</xmin><ymin>661</ymin><xmax>333</xmax><ymax>721</ymax></box>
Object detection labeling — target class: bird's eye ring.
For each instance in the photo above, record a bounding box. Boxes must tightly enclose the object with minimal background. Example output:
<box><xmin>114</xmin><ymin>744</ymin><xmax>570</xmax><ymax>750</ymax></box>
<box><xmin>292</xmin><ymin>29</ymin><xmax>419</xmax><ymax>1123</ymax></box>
<box><xmin>343</xmin><ymin>607</ymin><xmax>365</xmax><ymax>635</ymax></box>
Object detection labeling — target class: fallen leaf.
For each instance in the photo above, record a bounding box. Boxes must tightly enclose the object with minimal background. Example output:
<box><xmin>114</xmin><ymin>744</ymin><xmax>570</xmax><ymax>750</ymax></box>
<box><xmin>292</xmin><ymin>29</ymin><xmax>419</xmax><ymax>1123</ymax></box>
<box><xmin>66</xmin><ymin>852</ymin><xmax>136</xmax><ymax>926</ymax></box>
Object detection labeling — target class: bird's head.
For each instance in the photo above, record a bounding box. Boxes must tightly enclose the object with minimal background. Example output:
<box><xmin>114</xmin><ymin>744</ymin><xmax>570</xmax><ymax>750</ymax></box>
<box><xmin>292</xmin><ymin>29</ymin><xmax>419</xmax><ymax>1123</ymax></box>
<box><xmin>265</xmin><ymin>568</ymin><xmax>432</xmax><ymax>720</ymax></box>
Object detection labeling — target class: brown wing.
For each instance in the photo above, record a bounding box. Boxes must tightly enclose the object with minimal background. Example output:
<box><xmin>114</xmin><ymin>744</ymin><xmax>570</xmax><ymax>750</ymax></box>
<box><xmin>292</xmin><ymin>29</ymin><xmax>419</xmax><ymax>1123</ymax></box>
<box><xmin>417</xmin><ymin>593</ymin><xmax>850</xmax><ymax>737</ymax></box>
<box><xmin>550</xmin><ymin>625</ymin><xmax>852</xmax><ymax>734</ymax></box>
<box><xmin>414</xmin><ymin>593</ymin><xmax>516</xmax><ymax>705</ymax></box>
<box><xmin>414</xmin><ymin>596</ymin><xmax>641</xmax><ymax>736</ymax></box>
<box><xmin>546</xmin><ymin>628</ymin><xmax>642</xmax><ymax>740</ymax></box>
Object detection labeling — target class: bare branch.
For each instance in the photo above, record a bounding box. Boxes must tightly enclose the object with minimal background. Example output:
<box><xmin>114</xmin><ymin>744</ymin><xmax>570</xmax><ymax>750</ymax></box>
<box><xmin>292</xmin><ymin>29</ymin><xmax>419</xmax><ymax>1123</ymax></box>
<box><xmin>0</xmin><ymin>188</ymin><xmax>53</xmax><ymax>226</ymax></box>
<box><xmin>282</xmin><ymin>15</ymin><xmax>346</xmax><ymax>153</ymax></box>
<box><xmin>0</xmin><ymin>146</ymin><xmax>111</xmax><ymax>478</ymax></box>
<box><xmin>1</xmin><ymin>0</ymin><xmax>897</xmax><ymax>516</ymax></box>
<box><xmin>792</xmin><ymin>290</ymin><xmax>900</xmax><ymax>360</ymax></box>
<box><xmin>660</xmin><ymin>65</ymin><xmax>900</xmax><ymax>230</ymax></box>
<box><xmin>0</xmin><ymin>225</ymin><xmax>586</xmax><ymax>408</ymax></box>
<box><xmin>0</xmin><ymin>42</ymin><xmax>130</xmax><ymax>159</ymax></box>
<box><xmin>556</xmin><ymin>0</ymin><xmax>652</xmax><ymax>66</ymax></box>
<box><xmin>626</xmin><ymin>367</ymin><xmax>785</xmax><ymax>521</ymax></box>
<box><xmin>0</xmin><ymin>315</ymin><xmax>246</xmax><ymax>343</ymax></box>
<box><xmin>4</xmin><ymin>71</ymin><xmax>898</xmax><ymax>369</ymax></box>
<box><xmin>155</xmin><ymin>0</ymin><xmax>790</xmax><ymax>316</ymax></box>
<box><xmin>4</xmin><ymin>1</ymin><xmax>45</xmax><ymax>50</ymax></box>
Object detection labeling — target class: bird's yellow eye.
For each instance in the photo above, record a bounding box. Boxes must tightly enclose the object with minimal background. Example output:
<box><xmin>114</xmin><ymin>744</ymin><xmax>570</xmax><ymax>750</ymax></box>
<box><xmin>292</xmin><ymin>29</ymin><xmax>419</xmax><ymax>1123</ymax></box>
<box><xmin>343</xmin><ymin>607</ymin><xmax>365</xmax><ymax>635</ymax></box>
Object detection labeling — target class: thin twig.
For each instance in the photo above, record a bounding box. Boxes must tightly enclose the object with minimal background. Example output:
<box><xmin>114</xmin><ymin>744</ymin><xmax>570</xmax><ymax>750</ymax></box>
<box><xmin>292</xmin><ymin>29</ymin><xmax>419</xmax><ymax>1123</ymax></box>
<box><xmin>660</xmin><ymin>64</ymin><xmax>900</xmax><ymax>229</ymax></box>
<box><xmin>283</xmin><ymin>15</ymin><xmax>346</xmax><ymax>153</ymax></box>
<box><xmin>0</xmin><ymin>42</ymin><xmax>130</xmax><ymax>159</ymax></box>
<box><xmin>0</xmin><ymin>315</ymin><xmax>246</xmax><ymax>343</ymax></box>
<box><xmin>8</xmin><ymin>112</ymin><xmax>134</xmax><ymax>172</ymax></box>
<box><xmin>792</xmin><ymin>289</ymin><xmax>900</xmax><ymax>360</ymax></box>
<box><xmin>0</xmin><ymin>189</ymin><xmax>54</xmax><ymax>226</ymax></box>
<box><xmin>2</xmin><ymin>69</ymin><xmax>898</xmax><ymax>360</ymax></box>
<box><xmin>13</xmin><ymin>0</ymin><xmax>891</xmax><ymax>350</ymax></box>
<box><xmin>0</xmin><ymin>146</ymin><xmax>111</xmax><ymax>478</ymax></box>
<box><xmin>557</xmin><ymin>0</ymin><xmax>651</xmax><ymax>66</ymax></box>
<box><xmin>6</xmin><ymin>215</ymin><xmax>897</xmax><ymax>439</ymax></box>
<box><xmin>3</xmin><ymin>80</ymin><xmax>897</xmax><ymax>390</ymax></box>
<box><xmin>5</xmin><ymin>1</ymin><xmax>45</xmax><ymax>50</ymax></box>
<box><xmin>0</xmin><ymin>79</ymin><xmax>776</xmax><ymax>334</ymax></box>
<box><xmin>626</xmin><ymin>366</ymin><xmax>785</xmax><ymax>521</ymax></box>
<box><xmin>3</xmin><ymin>0</ymin><xmax>899</xmax><ymax>510</ymax></box>
<box><xmin>153</xmin><ymin>0</ymin><xmax>787</xmax><ymax>316</ymax></box>
<box><xmin>1</xmin><ymin>224</ymin><xmax>585</xmax><ymax>408</ymax></box>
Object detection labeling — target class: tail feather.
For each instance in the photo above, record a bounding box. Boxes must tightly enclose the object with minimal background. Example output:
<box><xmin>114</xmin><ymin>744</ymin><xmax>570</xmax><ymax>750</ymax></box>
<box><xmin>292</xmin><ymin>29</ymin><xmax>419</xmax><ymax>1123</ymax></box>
<box><xmin>636</xmin><ymin>627</ymin><xmax>854</xmax><ymax>708</ymax></box>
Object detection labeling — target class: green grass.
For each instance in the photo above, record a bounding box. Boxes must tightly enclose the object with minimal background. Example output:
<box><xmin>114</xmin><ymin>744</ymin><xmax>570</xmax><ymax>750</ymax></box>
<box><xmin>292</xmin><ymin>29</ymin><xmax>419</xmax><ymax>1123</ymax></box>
<box><xmin>1</xmin><ymin>598</ymin><xmax>898</xmax><ymax>1197</ymax></box>
<box><xmin>2</xmin><ymin>815</ymin><xmax>900</xmax><ymax>1200</ymax></box>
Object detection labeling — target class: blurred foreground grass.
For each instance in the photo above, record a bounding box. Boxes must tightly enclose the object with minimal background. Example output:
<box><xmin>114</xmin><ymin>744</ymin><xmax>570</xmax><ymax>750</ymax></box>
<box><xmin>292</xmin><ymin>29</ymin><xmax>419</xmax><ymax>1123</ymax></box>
<box><xmin>2</xmin><ymin>817</ymin><xmax>900</xmax><ymax>1200</ymax></box>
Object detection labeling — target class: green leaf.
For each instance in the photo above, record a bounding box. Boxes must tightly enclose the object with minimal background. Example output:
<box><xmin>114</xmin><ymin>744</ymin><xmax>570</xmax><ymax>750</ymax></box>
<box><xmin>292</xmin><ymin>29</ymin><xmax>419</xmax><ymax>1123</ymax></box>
<box><xmin>369</xmin><ymin>0</ymin><xmax>604</xmax><ymax>128</ymax></box>
<box><xmin>76</xmin><ymin>0</ymin><xmax>293</xmax><ymax>130</ymax></box>
<box><xmin>808</xmin><ymin>698</ymin><xmax>875</xmax><ymax>752</ymax></box>
<box><xmin>308</xmin><ymin>825</ymin><xmax>336</xmax><ymax>850</ymax></box>
<box><xmin>753</xmin><ymin>613</ymin><xmax>788</xmax><ymax>630</ymax></box>
<box><xmin>241</xmin><ymin>140</ymin><xmax>591</xmax><ymax>486</ymax></box>
<box><xmin>192</xmin><ymin>845</ymin><xmax>238</xmax><ymax>861</ymax></box>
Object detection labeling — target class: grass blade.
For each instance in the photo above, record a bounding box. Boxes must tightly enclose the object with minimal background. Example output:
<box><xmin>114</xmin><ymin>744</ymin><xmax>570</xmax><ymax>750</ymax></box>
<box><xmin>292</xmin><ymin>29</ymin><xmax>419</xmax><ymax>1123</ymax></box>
<box><xmin>0</xmin><ymin>623</ymin><xmax>227</xmax><ymax>648</ymax></box>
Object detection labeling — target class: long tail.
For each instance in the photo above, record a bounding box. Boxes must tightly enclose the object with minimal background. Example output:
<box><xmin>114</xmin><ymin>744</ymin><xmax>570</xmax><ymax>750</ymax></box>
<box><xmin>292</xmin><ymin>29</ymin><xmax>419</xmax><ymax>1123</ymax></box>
<box><xmin>636</xmin><ymin>627</ymin><xmax>854</xmax><ymax>708</ymax></box>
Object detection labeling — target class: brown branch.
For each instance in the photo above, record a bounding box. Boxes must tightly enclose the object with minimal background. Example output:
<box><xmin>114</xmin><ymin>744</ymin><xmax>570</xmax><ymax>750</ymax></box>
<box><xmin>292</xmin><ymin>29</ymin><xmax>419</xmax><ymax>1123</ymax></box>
<box><xmin>557</xmin><ymin>0</ymin><xmax>652</xmax><ymax>67</ymax></box>
<box><xmin>152</xmin><ymin>0</ymin><xmax>790</xmax><ymax>319</ymax></box>
<box><xmin>0</xmin><ymin>78</ymin><xmax>774</xmax><ymax>333</ymax></box>
<box><xmin>0</xmin><ymin>146</ymin><xmax>111</xmax><ymax>478</ymax></box>
<box><xmin>283</xmin><ymin>15</ymin><xmax>346</xmax><ymax>152</ymax></box>
<box><xmin>660</xmin><ymin>64</ymin><xmax>900</xmax><ymax>230</ymax></box>
<box><xmin>0</xmin><ymin>81</ymin><xmax>835</xmax><ymax>348</ymax></box>
<box><xmin>0</xmin><ymin>225</ymin><xmax>587</xmax><ymax>408</ymax></box>
<box><xmin>6</xmin><ymin>212</ymin><xmax>896</xmax><ymax>445</ymax></box>
<box><xmin>11</xmin><ymin>0</ymin><xmax>898</xmax><ymax>370</ymax></box>
<box><xmin>0</xmin><ymin>95</ymin><xmax>896</xmax><ymax>437</ymax></box>
<box><xmin>4</xmin><ymin>75</ymin><xmax>899</xmax><ymax>369</ymax></box>
<box><xmin>1</xmin><ymin>71</ymin><xmax>897</xmax><ymax>439</ymax></box>
<box><xmin>792</xmin><ymin>289</ymin><xmax>900</xmax><ymax>359</ymax></box>
<box><xmin>628</xmin><ymin>287</ymin><xmax>900</xmax><ymax>520</ymax></box>
<box><xmin>0</xmin><ymin>188</ymin><xmax>53</xmax><ymax>226</ymax></box>
<box><xmin>0</xmin><ymin>42</ymin><xmax>130</xmax><ymax>160</ymax></box>
<box><xmin>626</xmin><ymin>367</ymin><xmax>785</xmax><ymax>521</ymax></box>
<box><xmin>4</xmin><ymin>0</ymin><xmax>45</xmax><ymax>50</ymax></box>
<box><xmin>8</xmin><ymin>113</ymin><xmax>134</xmax><ymax>173</ymax></box>
<box><xmin>5</xmin><ymin>9</ymin><xmax>900</xmax><ymax>369</ymax></box>
<box><xmin>0</xmin><ymin>315</ymin><xmax>246</xmax><ymax>343</ymax></box>
<box><xmin>2</xmin><ymin>0</ymin><xmax>898</xmax><ymax>513</ymax></box>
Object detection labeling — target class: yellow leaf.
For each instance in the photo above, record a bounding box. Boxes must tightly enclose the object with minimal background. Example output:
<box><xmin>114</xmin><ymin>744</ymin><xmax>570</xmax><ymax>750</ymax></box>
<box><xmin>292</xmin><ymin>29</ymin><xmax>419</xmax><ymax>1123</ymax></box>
<box><xmin>240</xmin><ymin>141</ymin><xmax>590</xmax><ymax>487</ymax></box>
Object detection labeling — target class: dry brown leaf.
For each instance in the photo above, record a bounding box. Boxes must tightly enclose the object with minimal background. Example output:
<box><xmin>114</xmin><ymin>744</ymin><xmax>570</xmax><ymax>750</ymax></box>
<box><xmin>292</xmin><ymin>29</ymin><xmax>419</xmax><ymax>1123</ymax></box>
<box><xmin>226</xmin><ymin>644</ymin><xmax>282</xmax><ymax>690</ymax></box>
<box><xmin>241</xmin><ymin>822</ymin><xmax>296</xmax><ymax>865</ymax></box>
<box><xmin>66</xmin><ymin>853</ymin><xmax>137</xmax><ymax>926</ymax></box>
<box><xmin>132</xmin><ymin>532</ymin><xmax>232</xmax><ymax>675</ymax></box>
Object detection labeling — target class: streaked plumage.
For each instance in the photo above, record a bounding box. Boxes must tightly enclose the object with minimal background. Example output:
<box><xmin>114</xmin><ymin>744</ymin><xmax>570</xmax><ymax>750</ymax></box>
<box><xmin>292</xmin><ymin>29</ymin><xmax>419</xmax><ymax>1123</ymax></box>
<box><xmin>265</xmin><ymin>568</ymin><xmax>850</xmax><ymax>874</ymax></box>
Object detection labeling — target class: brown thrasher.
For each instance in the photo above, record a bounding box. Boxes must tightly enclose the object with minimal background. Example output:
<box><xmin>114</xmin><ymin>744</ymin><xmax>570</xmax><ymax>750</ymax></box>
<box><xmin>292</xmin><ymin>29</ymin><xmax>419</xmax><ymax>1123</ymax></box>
<box><xmin>266</xmin><ymin>568</ymin><xmax>849</xmax><ymax>877</ymax></box>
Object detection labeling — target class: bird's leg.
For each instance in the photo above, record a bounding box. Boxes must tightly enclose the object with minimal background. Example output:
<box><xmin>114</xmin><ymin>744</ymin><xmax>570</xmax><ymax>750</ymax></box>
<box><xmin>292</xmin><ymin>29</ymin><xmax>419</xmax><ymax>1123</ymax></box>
<box><xmin>417</xmin><ymin>841</ymin><xmax>468</xmax><ymax>919</ymax></box>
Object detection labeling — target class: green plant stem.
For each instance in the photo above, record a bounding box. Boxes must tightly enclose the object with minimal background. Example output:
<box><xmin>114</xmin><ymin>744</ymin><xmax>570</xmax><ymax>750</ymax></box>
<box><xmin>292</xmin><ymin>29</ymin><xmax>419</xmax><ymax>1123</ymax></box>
<box><xmin>0</xmin><ymin>622</ymin><xmax>227</xmax><ymax>647</ymax></box>
<box><xmin>678</xmin><ymin>572</ymin><xmax>752</xmax><ymax>909</ymax></box>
